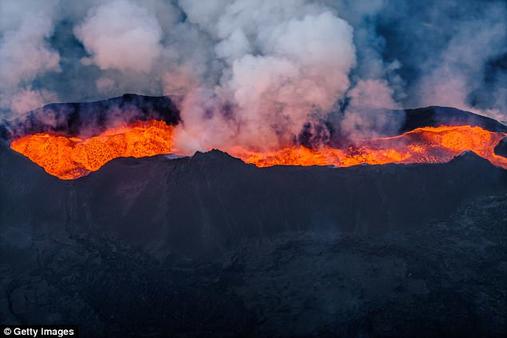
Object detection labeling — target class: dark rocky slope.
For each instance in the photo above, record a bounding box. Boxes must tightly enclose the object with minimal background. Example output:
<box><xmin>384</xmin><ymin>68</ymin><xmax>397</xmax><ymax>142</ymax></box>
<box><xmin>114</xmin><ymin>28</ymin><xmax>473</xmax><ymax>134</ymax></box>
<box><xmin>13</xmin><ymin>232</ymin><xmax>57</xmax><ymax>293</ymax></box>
<box><xmin>1</xmin><ymin>142</ymin><xmax>506</xmax><ymax>337</ymax></box>
<box><xmin>1</xmin><ymin>144</ymin><xmax>506</xmax><ymax>256</ymax></box>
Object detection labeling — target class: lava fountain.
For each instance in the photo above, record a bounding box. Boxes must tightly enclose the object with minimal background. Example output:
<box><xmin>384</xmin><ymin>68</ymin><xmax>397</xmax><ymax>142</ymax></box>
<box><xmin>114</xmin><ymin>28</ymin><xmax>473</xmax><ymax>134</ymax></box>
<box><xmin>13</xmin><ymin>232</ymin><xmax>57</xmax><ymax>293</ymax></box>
<box><xmin>10</xmin><ymin>120</ymin><xmax>176</xmax><ymax>180</ymax></box>
<box><xmin>9</xmin><ymin>122</ymin><xmax>507</xmax><ymax>180</ymax></box>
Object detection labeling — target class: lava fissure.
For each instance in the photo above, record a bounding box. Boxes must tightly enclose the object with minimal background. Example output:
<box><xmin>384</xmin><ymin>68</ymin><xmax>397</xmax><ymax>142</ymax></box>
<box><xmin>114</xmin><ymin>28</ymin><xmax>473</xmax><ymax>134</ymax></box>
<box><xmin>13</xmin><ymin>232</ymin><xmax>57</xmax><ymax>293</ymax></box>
<box><xmin>229</xmin><ymin>125</ymin><xmax>507</xmax><ymax>169</ymax></box>
<box><xmin>10</xmin><ymin>120</ymin><xmax>176</xmax><ymax>180</ymax></box>
<box><xmin>9</xmin><ymin>122</ymin><xmax>507</xmax><ymax>180</ymax></box>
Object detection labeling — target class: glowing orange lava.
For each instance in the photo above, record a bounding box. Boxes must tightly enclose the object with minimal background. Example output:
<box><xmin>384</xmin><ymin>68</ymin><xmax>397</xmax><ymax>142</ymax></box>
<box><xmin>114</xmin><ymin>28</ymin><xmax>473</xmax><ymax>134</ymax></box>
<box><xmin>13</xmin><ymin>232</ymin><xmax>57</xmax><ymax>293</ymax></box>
<box><xmin>10</xmin><ymin>120</ymin><xmax>176</xmax><ymax>179</ymax></box>
<box><xmin>228</xmin><ymin>126</ymin><xmax>507</xmax><ymax>169</ymax></box>
<box><xmin>10</xmin><ymin>123</ymin><xmax>507</xmax><ymax>180</ymax></box>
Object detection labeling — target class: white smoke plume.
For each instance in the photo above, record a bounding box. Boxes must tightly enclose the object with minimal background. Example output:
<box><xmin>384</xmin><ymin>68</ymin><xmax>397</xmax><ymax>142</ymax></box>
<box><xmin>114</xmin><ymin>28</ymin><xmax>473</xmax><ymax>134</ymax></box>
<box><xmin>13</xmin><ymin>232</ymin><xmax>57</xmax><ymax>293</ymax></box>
<box><xmin>74</xmin><ymin>0</ymin><xmax>163</xmax><ymax>73</ymax></box>
<box><xmin>173</xmin><ymin>0</ymin><xmax>357</xmax><ymax>151</ymax></box>
<box><xmin>340</xmin><ymin>79</ymin><xmax>400</xmax><ymax>141</ymax></box>
<box><xmin>0</xmin><ymin>0</ymin><xmax>506</xmax><ymax>149</ymax></box>
<box><xmin>0</xmin><ymin>0</ymin><xmax>60</xmax><ymax>118</ymax></box>
<box><xmin>415</xmin><ymin>4</ymin><xmax>507</xmax><ymax>121</ymax></box>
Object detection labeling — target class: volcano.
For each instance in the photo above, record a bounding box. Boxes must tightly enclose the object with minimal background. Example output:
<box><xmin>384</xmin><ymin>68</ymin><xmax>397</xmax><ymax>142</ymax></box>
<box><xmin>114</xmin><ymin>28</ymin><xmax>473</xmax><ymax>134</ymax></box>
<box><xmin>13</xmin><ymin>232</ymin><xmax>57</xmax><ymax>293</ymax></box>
<box><xmin>4</xmin><ymin>94</ymin><xmax>507</xmax><ymax>180</ymax></box>
<box><xmin>1</xmin><ymin>95</ymin><xmax>507</xmax><ymax>337</ymax></box>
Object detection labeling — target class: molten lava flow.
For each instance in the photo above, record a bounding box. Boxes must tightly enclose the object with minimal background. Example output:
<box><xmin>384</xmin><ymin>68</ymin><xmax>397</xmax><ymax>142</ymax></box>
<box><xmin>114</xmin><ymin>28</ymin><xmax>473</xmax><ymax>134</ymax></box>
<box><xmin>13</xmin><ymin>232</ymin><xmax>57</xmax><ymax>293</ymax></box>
<box><xmin>10</xmin><ymin>124</ymin><xmax>507</xmax><ymax>180</ymax></box>
<box><xmin>10</xmin><ymin>120</ymin><xmax>176</xmax><ymax>180</ymax></box>
<box><xmin>228</xmin><ymin>126</ymin><xmax>507</xmax><ymax>169</ymax></box>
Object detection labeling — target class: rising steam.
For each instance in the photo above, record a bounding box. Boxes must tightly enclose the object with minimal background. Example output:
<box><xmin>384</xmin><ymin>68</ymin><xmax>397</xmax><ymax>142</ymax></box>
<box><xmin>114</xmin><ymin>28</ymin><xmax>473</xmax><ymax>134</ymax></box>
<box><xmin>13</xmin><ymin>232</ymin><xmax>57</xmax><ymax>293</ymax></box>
<box><xmin>1</xmin><ymin>0</ymin><xmax>506</xmax><ymax>153</ymax></box>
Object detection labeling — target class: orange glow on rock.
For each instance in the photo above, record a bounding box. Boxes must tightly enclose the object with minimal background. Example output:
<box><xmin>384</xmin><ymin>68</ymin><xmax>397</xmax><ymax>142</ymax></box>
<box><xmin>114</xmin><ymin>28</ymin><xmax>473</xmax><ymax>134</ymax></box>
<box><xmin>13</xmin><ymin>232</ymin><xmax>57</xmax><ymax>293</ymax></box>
<box><xmin>10</xmin><ymin>123</ymin><xmax>507</xmax><ymax>180</ymax></box>
<box><xmin>228</xmin><ymin>126</ymin><xmax>507</xmax><ymax>169</ymax></box>
<box><xmin>10</xmin><ymin>120</ymin><xmax>176</xmax><ymax>180</ymax></box>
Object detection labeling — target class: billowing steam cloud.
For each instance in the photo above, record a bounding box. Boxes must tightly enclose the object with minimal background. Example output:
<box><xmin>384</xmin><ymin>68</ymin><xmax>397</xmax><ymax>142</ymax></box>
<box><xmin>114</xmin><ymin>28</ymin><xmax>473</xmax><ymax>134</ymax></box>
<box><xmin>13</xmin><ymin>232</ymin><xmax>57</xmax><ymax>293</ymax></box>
<box><xmin>175</xmin><ymin>1</ymin><xmax>357</xmax><ymax>150</ymax></box>
<box><xmin>75</xmin><ymin>0</ymin><xmax>163</xmax><ymax>73</ymax></box>
<box><xmin>1</xmin><ymin>0</ymin><xmax>506</xmax><ymax>151</ymax></box>
<box><xmin>0</xmin><ymin>0</ymin><xmax>60</xmax><ymax>117</ymax></box>
<box><xmin>414</xmin><ymin>3</ymin><xmax>507</xmax><ymax>121</ymax></box>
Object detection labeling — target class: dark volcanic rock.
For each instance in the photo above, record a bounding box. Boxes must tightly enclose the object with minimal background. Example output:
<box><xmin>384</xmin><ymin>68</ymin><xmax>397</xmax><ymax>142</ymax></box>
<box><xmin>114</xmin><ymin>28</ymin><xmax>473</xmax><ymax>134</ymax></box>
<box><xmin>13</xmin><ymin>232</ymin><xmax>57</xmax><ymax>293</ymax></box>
<box><xmin>2</xmin><ymin>147</ymin><xmax>505</xmax><ymax>256</ymax></box>
<box><xmin>399</xmin><ymin>106</ymin><xmax>507</xmax><ymax>133</ymax></box>
<box><xmin>2</xmin><ymin>95</ymin><xmax>505</xmax><ymax>144</ymax></box>
<box><xmin>495</xmin><ymin>137</ymin><xmax>507</xmax><ymax>157</ymax></box>
<box><xmin>1</xmin><ymin>145</ymin><xmax>507</xmax><ymax>337</ymax></box>
<box><xmin>306</xmin><ymin>106</ymin><xmax>507</xmax><ymax>147</ymax></box>
<box><xmin>1</xmin><ymin>94</ymin><xmax>180</xmax><ymax>139</ymax></box>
